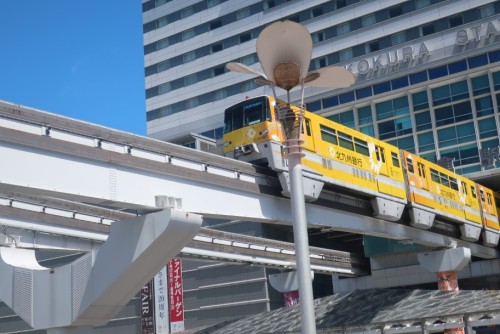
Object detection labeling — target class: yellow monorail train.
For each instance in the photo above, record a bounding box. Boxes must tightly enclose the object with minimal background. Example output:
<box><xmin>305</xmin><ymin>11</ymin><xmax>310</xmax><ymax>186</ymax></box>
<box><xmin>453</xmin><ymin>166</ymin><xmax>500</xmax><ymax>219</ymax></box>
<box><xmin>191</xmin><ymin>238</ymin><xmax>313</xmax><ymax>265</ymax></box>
<box><xmin>223</xmin><ymin>95</ymin><xmax>500</xmax><ymax>247</ymax></box>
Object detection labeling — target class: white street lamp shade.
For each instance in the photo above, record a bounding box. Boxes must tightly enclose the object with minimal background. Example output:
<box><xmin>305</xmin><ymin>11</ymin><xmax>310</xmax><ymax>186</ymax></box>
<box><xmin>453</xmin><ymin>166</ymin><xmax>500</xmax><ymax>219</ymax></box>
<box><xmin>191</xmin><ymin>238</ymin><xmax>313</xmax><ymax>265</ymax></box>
<box><xmin>305</xmin><ymin>67</ymin><xmax>356</xmax><ymax>89</ymax></box>
<box><xmin>256</xmin><ymin>21</ymin><xmax>313</xmax><ymax>85</ymax></box>
<box><xmin>226</xmin><ymin>62</ymin><xmax>267</xmax><ymax>79</ymax></box>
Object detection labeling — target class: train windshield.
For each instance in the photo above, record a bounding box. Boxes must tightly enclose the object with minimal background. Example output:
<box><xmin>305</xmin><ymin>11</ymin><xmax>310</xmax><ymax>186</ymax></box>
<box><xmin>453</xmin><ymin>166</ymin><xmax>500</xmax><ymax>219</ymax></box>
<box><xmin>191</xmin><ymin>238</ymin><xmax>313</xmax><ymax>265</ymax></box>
<box><xmin>224</xmin><ymin>97</ymin><xmax>271</xmax><ymax>134</ymax></box>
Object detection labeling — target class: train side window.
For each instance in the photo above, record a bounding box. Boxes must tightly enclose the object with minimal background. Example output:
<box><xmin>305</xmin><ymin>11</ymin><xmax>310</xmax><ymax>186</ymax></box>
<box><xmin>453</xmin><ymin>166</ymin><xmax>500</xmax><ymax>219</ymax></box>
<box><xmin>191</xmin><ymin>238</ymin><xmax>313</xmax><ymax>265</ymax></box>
<box><xmin>354</xmin><ymin>138</ymin><xmax>369</xmax><ymax>156</ymax></box>
<box><xmin>450</xmin><ymin>177</ymin><xmax>458</xmax><ymax>191</ymax></box>
<box><xmin>338</xmin><ymin>131</ymin><xmax>354</xmax><ymax>150</ymax></box>
<box><xmin>417</xmin><ymin>162</ymin><xmax>426</xmax><ymax>178</ymax></box>
<box><xmin>430</xmin><ymin>168</ymin><xmax>440</xmax><ymax>183</ymax></box>
<box><xmin>320</xmin><ymin>125</ymin><xmax>338</xmax><ymax>145</ymax></box>
<box><xmin>440</xmin><ymin>173</ymin><xmax>450</xmax><ymax>187</ymax></box>
<box><xmin>391</xmin><ymin>152</ymin><xmax>400</xmax><ymax>167</ymax></box>
<box><xmin>305</xmin><ymin>119</ymin><xmax>312</xmax><ymax>136</ymax></box>
<box><xmin>480</xmin><ymin>189</ymin><xmax>485</xmax><ymax>202</ymax></box>
<box><xmin>461</xmin><ymin>182</ymin><xmax>468</xmax><ymax>195</ymax></box>
<box><xmin>407</xmin><ymin>156</ymin><xmax>414</xmax><ymax>173</ymax></box>
<box><xmin>375</xmin><ymin>146</ymin><xmax>386</xmax><ymax>163</ymax></box>
<box><xmin>471</xmin><ymin>186</ymin><xmax>477</xmax><ymax>199</ymax></box>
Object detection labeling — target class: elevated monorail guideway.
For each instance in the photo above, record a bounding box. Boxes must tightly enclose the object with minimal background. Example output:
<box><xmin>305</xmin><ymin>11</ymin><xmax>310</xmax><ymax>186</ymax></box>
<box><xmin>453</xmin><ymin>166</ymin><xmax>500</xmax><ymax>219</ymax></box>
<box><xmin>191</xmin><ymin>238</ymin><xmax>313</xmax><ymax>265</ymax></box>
<box><xmin>0</xmin><ymin>191</ymin><xmax>363</xmax><ymax>275</ymax></box>
<box><xmin>0</xmin><ymin>100</ymin><xmax>498</xmax><ymax>260</ymax></box>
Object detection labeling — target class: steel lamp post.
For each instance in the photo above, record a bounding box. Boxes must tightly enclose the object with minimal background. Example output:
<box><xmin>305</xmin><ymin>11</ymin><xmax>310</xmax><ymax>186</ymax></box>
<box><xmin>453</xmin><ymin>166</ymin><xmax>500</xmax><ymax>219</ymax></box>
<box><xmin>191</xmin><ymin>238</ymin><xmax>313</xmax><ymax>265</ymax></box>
<box><xmin>227</xmin><ymin>21</ymin><xmax>355</xmax><ymax>333</ymax></box>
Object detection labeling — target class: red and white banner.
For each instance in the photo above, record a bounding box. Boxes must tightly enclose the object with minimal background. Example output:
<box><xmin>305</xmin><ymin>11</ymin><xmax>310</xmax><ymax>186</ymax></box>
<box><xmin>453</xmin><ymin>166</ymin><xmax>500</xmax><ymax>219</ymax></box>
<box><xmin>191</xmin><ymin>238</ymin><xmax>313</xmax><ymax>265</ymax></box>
<box><xmin>154</xmin><ymin>266</ymin><xmax>169</xmax><ymax>334</ymax></box>
<box><xmin>168</xmin><ymin>258</ymin><xmax>185</xmax><ymax>332</ymax></box>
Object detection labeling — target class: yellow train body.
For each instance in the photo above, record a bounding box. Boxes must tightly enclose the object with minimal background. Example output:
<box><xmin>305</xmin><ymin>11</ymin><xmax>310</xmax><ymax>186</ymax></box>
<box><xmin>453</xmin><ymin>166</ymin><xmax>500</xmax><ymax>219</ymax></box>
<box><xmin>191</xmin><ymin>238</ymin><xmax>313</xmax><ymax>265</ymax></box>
<box><xmin>223</xmin><ymin>95</ymin><xmax>500</xmax><ymax>247</ymax></box>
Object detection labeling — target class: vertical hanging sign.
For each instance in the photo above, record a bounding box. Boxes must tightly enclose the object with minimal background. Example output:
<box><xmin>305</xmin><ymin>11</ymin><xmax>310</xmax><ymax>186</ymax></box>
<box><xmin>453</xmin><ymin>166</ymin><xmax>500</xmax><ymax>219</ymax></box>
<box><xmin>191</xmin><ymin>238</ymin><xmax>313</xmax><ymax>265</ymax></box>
<box><xmin>154</xmin><ymin>266</ymin><xmax>169</xmax><ymax>334</ymax></box>
<box><xmin>141</xmin><ymin>280</ymin><xmax>155</xmax><ymax>334</ymax></box>
<box><xmin>168</xmin><ymin>258</ymin><xmax>185</xmax><ymax>332</ymax></box>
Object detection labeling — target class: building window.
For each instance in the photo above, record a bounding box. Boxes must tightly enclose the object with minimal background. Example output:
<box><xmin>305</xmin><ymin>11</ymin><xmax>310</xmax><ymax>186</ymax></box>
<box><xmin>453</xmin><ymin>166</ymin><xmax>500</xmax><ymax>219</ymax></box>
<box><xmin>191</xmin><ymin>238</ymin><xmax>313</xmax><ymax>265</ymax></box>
<box><xmin>388</xmin><ymin>6</ymin><xmax>403</xmax><ymax>18</ymax></box>
<box><xmin>158</xmin><ymin>83</ymin><xmax>171</xmax><ymax>95</ymax></box>
<box><xmin>184</xmin><ymin>74</ymin><xmax>197</xmax><ymax>86</ymax></box>
<box><xmin>182</xmin><ymin>29</ymin><xmax>195</xmax><ymax>41</ymax></box>
<box><xmin>471</xmin><ymin>75</ymin><xmax>490</xmax><ymax>96</ymax></box>
<box><xmin>356</xmin><ymin>87</ymin><xmax>372</xmax><ymax>100</ymax></box>
<box><xmin>434</xmin><ymin>102</ymin><xmax>473</xmax><ymax>127</ymax></box>
<box><xmin>157</xmin><ymin>38</ymin><xmax>169</xmax><ymax>50</ymax></box>
<box><xmin>437</xmin><ymin>123</ymin><xmax>476</xmax><ymax>148</ymax></box>
<box><xmin>337</xmin><ymin>22</ymin><xmax>350</xmax><ymax>35</ymax></box>
<box><xmin>415</xmin><ymin>0</ymin><xmax>431</xmax><ymax>9</ymax></box>
<box><xmin>366</xmin><ymin>41</ymin><xmax>380</xmax><ymax>53</ymax></box>
<box><xmin>212</xmin><ymin>66</ymin><xmax>225</xmax><ymax>77</ymax></box>
<box><xmin>448</xmin><ymin>15</ymin><xmax>463</xmax><ymax>28</ymax></box>
<box><xmin>185</xmin><ymin>97</ymin><xmax>199</xmax><ymax>109</ymax></box>
<box><xmin>181</xmin><ymin>6</ymin><xmax>194</xmax><ymax>18</ymax></box>
<box><xmin>478</xmin><ymin>117</ymin><xmax>498</xmax><ymax>139</ymax></box>
<box><xmin>240</xmin><ymin>54</ymin><xmax>257</xmax><ymax>65</ymax></box>
<box><xmin>156</xmin><ymin>0</ymin><xmax>168</xmax><ymax>6</ymax></box>
<box><xmin>312</xmin><ymin>31</ymin><xmax>325</xmax><ymax>44</ymax></box>
<box><xmin>328</xmin><ymin>110</ymin><xmax>354</xmax><ymax>128</ymax></box>
<box><xmin>335</xmin><ymin>0</ymin><xmax>346</xmax><ymax>9</ymax></box>
<box><xmin>475</xmin><ymin>96</ymin><xmax>494</xmax><ymax>117</ymax></box>
<box><xmin>391</xmin><ymin>32</ymin><xmax>406</xmax><ymax>45</ymax></box>
<box><xmin>409</xmin><ymin>71</ymin><xmax>428</xmax><ymax>85</ymax></box>
<box><xmin>415</xmin><ymin>111</ymin><xmax>432</xmax><ymax>131</ymax></box>
<box><xmin>357</xmin><ymin>106</ymin><xmax>372</xmax><ymax>125</ymax></box>
<box><xmin>412</xmin><ymin>91</ymin><xmax>429</xmax><ymax>111</ymax></box>
<box><xmin>263</xmin><ymin>0</ymin><xmax>276</xmax><ymax>10</ymax></box>
<box><xmin>479</xmin><ymin>4</ymin><xmax>495</xmax><ymax>18</ymax></box>
<box><xmin>157</xmin><ymin>17</ymin><xmax>169</xmax><ymax>28</ymax></box>
<box><xmin>239</xmin><ymin>32</ymin><xmax>252</xmax><ymax>43</ymax></box>
<box><xmin>441</xmin><ymin>144</ymin><xmax>479</xmax><ymax>167</ymax></box>
<box><xmin>339</xmin><ymin>48</ymin><xmax>353</xmax><ymax>61</ymax></box>
<box><xmin>314</xmin><ymin>57</ymin><xmax>327</xmax><ymax>69</ymax></box>
<box><xmin>210</xmin><ymin>19</ymin><xmax>222</xmax><ymax>30</ymax></box>
<box><xmin>207</xmin><ymin>0</ymin><xmax>222</xmax><ymax>8</ymax></box>
<box><xmin>431</xmin><ymin>81</ymin><xmax>469</xmax><ymax>106</ymax></box>
<box><xmin>379</xmin><ymin>116</ymin><xmax>412</xmax><ymax>140</ymax></box>
<box><xmin>421</xmin><ymin>23</ymin><xmax>435</xmax><ymax>36</ymax></box>
<box><xmin>418</xmin><ymin>132</ymin><xmax>435</xmax><ymax>152</ymax></box>
<box><xmin>468</xmin><ymin>54</ymin><xmax>488</xmax><ymax>69</ymax></box>
<box><xmin>312</xmin><ymin>7</ymin><xmax>323</xmax><ymax>18</ymax></box>
<box><xmin>236</xmin><ymin>8</ymin><xmax>251</xmax><ymax>20</ymax></box>
<box><xmin>429</xmin><ymin>65</ymin><xmax>448</xmax><ymax>80</ymax></box>
<box><xmin>241</xmin><ymin>80</ymin><xmax>257</xmax><ymax>92</ymax></box>
<box><xmin>183</xmin><ymin>51</ymin><xmax>196</xmax><ymax>63</ymax></box>
<box><xmin>375</xmin><ymin>97</ymin><xmax>409</xmax><ymax>121</ymax></box>
<box><xmin>448</xmin><ymin>60</ymin><xmax>467</xmax><ymax>74</ymax></box>
<box><xmin>362</xmin><ymin>14</ymin><xmax>376</xmax><ymax>27</ymax></box>
<box><xmin>213</xmin><ymin>89</ymin><xmax>227</xmax><ymax>101</ymax></box>
<box><xmin>211</xmin><ymin>43</ymin><xmax>223</xmax><ymax>53</ymax></box>
<box><xmin>158</xmin><ymin>60</ymin><xmax>170</xmax><ymax>72</ymax></box>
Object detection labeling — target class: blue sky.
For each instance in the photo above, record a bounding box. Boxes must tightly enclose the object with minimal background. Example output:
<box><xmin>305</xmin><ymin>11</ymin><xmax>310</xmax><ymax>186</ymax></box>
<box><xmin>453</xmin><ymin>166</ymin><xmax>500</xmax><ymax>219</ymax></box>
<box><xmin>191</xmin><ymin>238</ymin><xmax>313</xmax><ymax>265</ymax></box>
<box><xmin>0</xmin><ymin>1</ymin><xmax>146</xmax><ymax>135</ymax></box>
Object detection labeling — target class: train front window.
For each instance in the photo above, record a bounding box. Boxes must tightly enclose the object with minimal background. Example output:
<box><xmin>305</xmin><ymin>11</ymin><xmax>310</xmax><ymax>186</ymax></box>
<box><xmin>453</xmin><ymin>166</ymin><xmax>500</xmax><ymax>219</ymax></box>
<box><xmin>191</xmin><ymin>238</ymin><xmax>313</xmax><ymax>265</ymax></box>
<box><xmin>224</xmin><ymin>97</ymin><xmax>271</xmax><ymax>134</ymax></box>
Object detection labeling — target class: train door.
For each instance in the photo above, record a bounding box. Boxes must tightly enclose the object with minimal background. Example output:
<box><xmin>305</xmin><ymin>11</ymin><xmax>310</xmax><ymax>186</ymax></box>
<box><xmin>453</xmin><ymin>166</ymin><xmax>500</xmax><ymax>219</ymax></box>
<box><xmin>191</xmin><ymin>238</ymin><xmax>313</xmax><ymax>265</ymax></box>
<box><xmin>302</xmin><ymin>118</ymin><xmax>315</xmax><ymax>152</ymax></box>
<box><xmin>417</xmin><ymin>160</ymin><xmax>429</xmax><ymax>190</ymax></box>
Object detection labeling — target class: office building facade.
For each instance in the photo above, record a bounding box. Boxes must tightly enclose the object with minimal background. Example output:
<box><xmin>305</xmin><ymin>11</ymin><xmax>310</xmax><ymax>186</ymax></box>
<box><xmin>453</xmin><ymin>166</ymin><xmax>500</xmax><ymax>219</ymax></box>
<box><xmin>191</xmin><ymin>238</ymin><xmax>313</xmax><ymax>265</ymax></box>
<box><xmin>142</xmin><ymin>0</ymin><xmax>500</xmax><ymax>329</ymax></box>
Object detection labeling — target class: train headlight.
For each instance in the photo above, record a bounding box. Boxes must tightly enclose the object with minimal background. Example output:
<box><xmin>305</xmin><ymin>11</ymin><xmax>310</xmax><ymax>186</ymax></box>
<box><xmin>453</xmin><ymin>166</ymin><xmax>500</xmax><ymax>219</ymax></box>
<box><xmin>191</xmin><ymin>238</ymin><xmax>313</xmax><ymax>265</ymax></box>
<box><xmin>260</xmin><ymin>129</ymin><xmax>269</xmax><ymax>136</ymax></box>
<box><xmin>224</xmin><ymin>142</ymin><xmax>230</xmax><ymax>147</ymax></box>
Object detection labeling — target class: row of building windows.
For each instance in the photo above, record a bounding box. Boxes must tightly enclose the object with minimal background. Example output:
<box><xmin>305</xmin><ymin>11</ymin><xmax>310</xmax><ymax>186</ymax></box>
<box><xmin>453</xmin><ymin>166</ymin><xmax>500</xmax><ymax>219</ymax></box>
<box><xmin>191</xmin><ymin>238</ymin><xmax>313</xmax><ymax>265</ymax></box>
<box><xmin>143</xmin><ymin>0</ymin><xmax>367</xmax><ymax>57</ymax></box>
<box><xmin>146</xmin><ymin>5</ymin><xmax>498</xmax><ymax>101</ymax></box>
<box><xmin>306</xmin><ymin>50</ymin><xmax>500</xmax><ymax>113</ymax></box>
<box><xmin>142</xmin><ymin>0</ymin><xmax>225</xmax><ymax>15</ymax></box>
<box><xmin>146</xmin><ymin>48</ymin><xmax>500</xmax><ymax>126</ymax></box>
<box><xmin>327</xmin><ymin>69</ymin><xmax>500</xmax><ymax>175</ymax></box>
<box><xmin>144</xmin><ymin>0</ymin><xmax>447</xmax><ymax>77</ymax></box>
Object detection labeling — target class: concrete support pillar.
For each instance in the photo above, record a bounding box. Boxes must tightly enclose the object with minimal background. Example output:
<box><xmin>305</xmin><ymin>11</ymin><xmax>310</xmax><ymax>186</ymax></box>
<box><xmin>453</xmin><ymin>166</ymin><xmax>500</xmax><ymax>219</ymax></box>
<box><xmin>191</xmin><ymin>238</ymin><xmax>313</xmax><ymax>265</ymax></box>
<box><xmin>268</xmin><ymin>271</ymin><xmax>314</xmax><ymax>307</ymax></box>
<box><xmin>418</xmin><ymin>247</ymin><xmax>471</xmax><ymax>334</ymax></box>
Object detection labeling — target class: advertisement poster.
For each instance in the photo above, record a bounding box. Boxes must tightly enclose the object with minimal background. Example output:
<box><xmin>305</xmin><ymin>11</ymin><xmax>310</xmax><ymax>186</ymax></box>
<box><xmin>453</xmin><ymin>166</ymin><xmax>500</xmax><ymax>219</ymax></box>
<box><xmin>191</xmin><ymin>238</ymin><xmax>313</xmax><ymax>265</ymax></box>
<box><xmin>154</xmin><ymin>266</ymin><xmax>169</xmax><ymax>334</ymax></box>
<box><xmin>168</xmin><ymin>258</ymin><xmax>185</xmax><ymax>332</ymax></box>
<box><xmin>141</xmin><ymin>280</ymin><xmax>155</xmax><ymax>334</ymax></box>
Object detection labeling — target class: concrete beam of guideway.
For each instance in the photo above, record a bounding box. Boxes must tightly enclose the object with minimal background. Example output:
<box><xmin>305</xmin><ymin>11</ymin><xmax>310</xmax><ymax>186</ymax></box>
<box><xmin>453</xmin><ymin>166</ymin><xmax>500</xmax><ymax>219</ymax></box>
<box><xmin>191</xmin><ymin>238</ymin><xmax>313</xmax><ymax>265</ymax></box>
<box><xmin>0</xmin><ymin>208</ymin><xmax>201</xmax><ymax>331</ymax></box>
<box><xmin>0</xmin><ymin>111</ymin><xmax>498</xmax><ymax>259</ymax></box>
